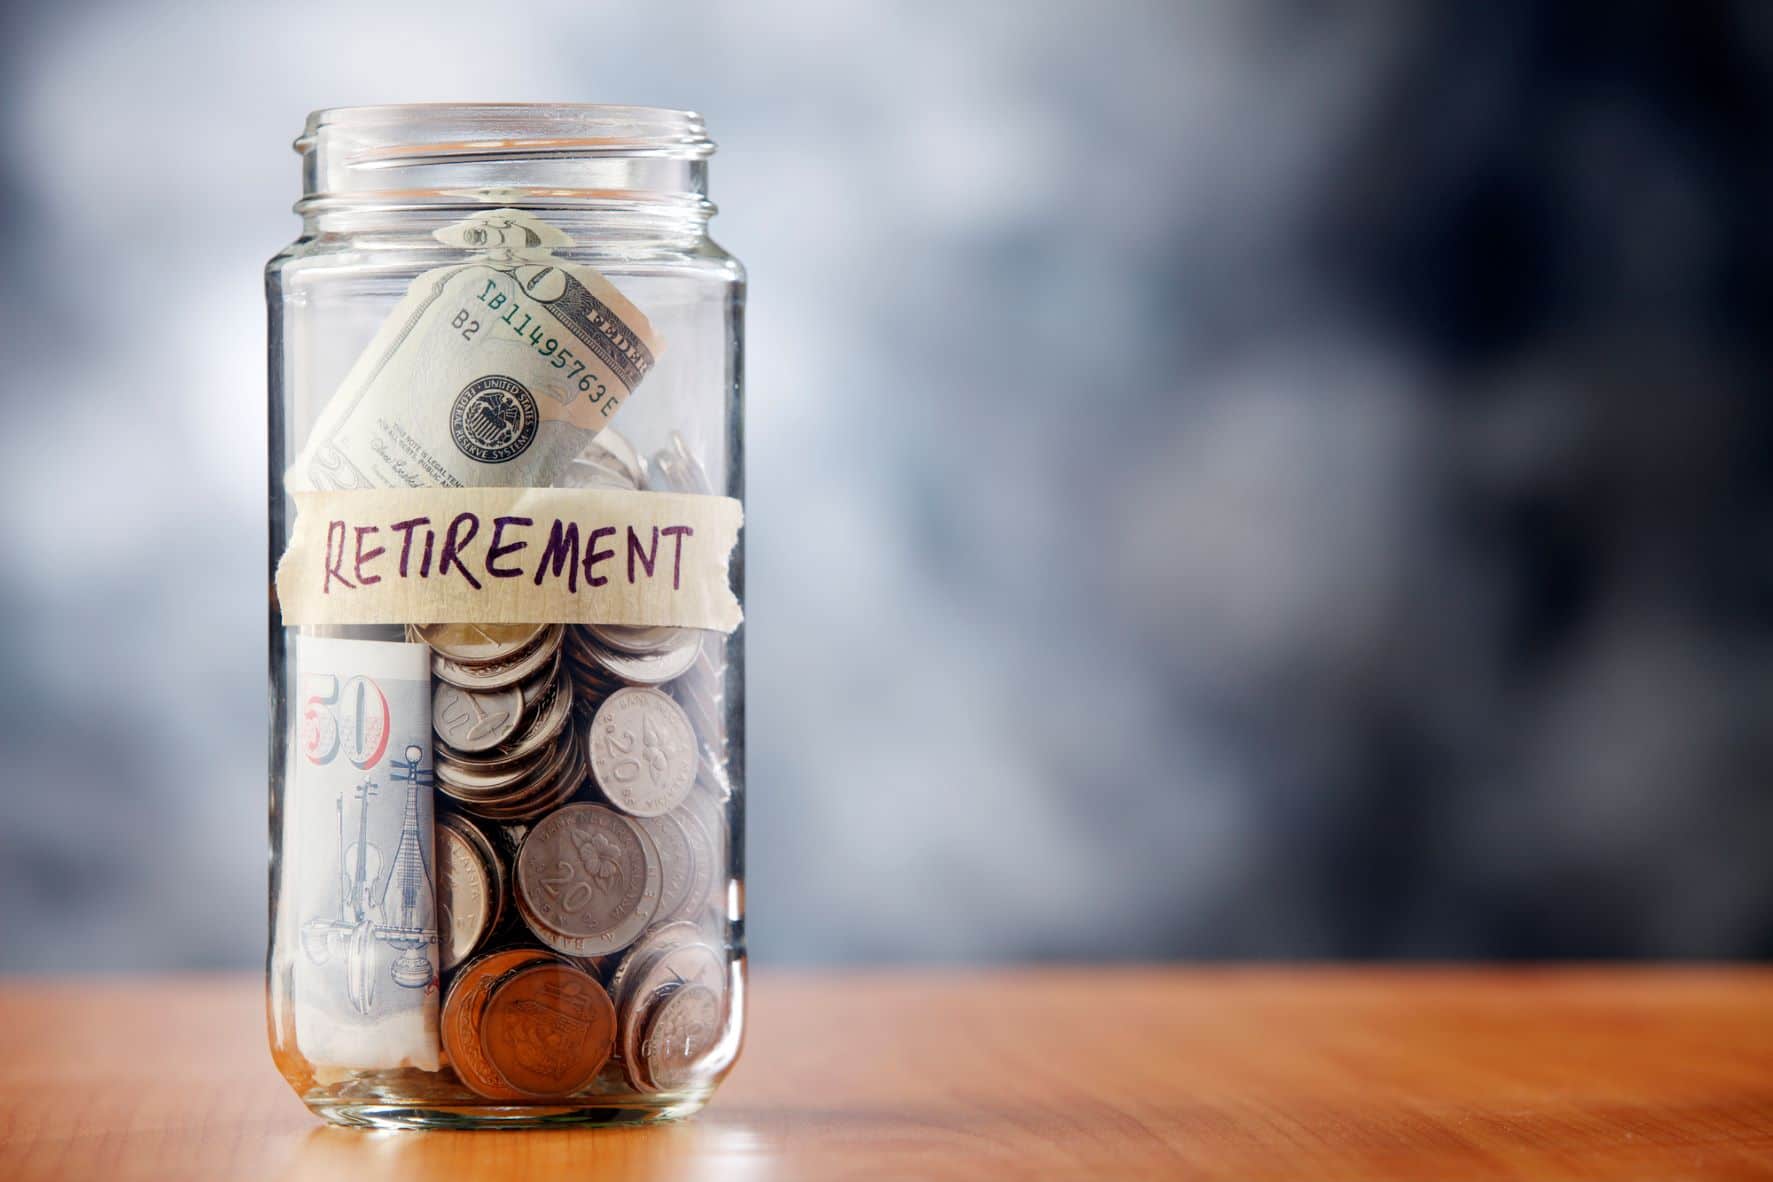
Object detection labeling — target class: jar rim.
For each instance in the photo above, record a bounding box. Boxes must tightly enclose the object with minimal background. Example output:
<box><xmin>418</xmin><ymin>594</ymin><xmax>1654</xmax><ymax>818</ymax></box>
<box><xmin>297</xmin><ymin>104</ymin><xmax>715</xmax><ymax>161</ymax></box>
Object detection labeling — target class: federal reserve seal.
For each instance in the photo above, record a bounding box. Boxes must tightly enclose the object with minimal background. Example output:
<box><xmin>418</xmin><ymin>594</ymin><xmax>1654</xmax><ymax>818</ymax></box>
<box><xmin>450</xmin><ymin>375</ymin><xmax>539</xmax><ymax>464</ymax></box>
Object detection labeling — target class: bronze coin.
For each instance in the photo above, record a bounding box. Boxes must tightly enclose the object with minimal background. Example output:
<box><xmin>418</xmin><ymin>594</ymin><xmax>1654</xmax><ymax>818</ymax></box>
<box><xmin>514</xmin><ymin>803</ymin><xmax>661</xmax><ymax>956</ymax></box>
<box><xmin>441</xmin><ymin>948</ymin><xmax>555</xmax><ymax>1100</ymax></box>
<box><xmin>638</xmin><ymin>982</ymin><xmax>722</xmax><ymax>1092</ymax></box>
<box><xmin>479</xmin><ymin>961</ymin><xmax>616</xmax><ymax>1097</ymax></box>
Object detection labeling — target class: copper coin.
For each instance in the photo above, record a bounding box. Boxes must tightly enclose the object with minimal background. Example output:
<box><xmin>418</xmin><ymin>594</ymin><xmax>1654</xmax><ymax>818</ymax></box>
<box><xmin>639</xmin><ymin>983</ymin><xmax>721</xmax><ymax>1092</ymax></box>
<box><xmin>588</xmin><ymin>687</ymin><xmax>697</xmax><ymax>817</ymax></box>
<box><xmin>441</xmin><ymin>947</ymin><xmax>555</xmax><ymax>1099</ymax></box>
<box><xmin>479</xmin><ymin>961</ymin><xmax>615</xmax><ymax>1097</ymax></box>
<box><xmin>515</xmin><ymin>804</ymin><xmax>661</xmax><ymax>956</ymax></box>
<box><xmin>433</xmin><ymin>682</ymin><xmax>524</xmax><ymax>752</ymax></box>
<box><xmin>435</xmin><ymin>814</ymin><xmax>501</xmax><ymax>971</ymax></box>
<box><xmin>417</xmin><ymin>623</ymin><xmax>548</xmax><ymax>665</ymax></box>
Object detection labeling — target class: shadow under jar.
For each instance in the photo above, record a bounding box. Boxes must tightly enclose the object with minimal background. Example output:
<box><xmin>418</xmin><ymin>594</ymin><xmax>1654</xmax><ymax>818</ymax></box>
<box><xmin>265</xmin><ymin>105</ymin><xmax>745</xmax><ymax>1129</ymax></box>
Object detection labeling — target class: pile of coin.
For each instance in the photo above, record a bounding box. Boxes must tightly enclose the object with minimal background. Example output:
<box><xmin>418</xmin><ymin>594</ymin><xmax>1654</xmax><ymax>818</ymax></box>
<box><xmin>415</xmin><ymin>641</ymin><xmax>728</xmax><ymax>1096</ymax></box>
<box><xmin>420</xmin><ymin>623</ymin><xmax>584</xmax><ymax>821</ymax></box>
<box><xmin>408</xmin><ymin>427</ymin><xmax>736</xmax><ymax>1102</ymax></box>
<box><xmin>427</xmin><ymin>789</ymin><xmax>729</xmax><ymax>1098</ymax></box>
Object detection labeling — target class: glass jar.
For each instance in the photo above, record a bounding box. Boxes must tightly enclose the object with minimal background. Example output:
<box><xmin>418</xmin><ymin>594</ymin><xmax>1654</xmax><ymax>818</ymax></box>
<box><xmin>265</xmin><ymin>104</ymin><xmax>745</xmax><ymax>1129</ymax></box>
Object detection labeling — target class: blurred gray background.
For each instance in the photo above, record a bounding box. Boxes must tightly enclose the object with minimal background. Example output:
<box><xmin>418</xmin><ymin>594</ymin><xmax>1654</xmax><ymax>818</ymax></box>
<box><xmin>3</xmin><ymin>1</ymin><xmax>1771</xmax><ymax>972</ymax></box>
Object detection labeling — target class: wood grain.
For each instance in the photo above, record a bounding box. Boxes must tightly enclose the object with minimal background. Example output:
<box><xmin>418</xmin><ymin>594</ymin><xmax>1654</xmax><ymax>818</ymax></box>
<box><xmin>2</xmin><ymin>968</ymin><xmax>1771</xmax><ymax>1181</ymax></box>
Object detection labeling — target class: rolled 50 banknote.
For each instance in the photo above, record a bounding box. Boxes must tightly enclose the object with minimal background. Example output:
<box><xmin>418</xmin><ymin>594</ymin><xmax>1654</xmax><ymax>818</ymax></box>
<box><xmin>286</xmin><ymin>636</ymin><xmax>440</xmax><ymax>1071</ymax></box>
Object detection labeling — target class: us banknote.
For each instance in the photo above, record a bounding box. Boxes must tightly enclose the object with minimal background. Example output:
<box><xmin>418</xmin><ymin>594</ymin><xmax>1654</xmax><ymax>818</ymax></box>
<box><xmin>286</xmin><ymin>636</ymin><xmax>439</xmax><ymax>1070</ymax></box>
<box><xmin>288</xmin><ymin>209</ymin><xmax>664</xmax><ymax>493</ymax></box>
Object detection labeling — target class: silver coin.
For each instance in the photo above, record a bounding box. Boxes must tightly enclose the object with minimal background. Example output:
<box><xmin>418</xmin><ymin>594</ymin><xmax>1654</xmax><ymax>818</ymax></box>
<box><xmin>678</xmin><ymin>784</ymin><xmax>730</xmax><ymax>920</ymax></box>
<box><xmin>515</xmin><ymin>803</ymin><xmax>661</xmax><ymax>957</ymax></box>
<box><xmin>618</xmin><ymin>940</ymin><xmax>724</xmax><ymax>1086</ymax></box>
<box><xmin>640</xmin><ymin>983</ymin><xmax>721</xmax><ymax>1092</ymax></box>
<box><xmin>432</xmin><ymin>682</ymin><xmax>523</xmax><ymax>753</ymax></box>
<box><xmin>634</xmin><ymin>812</ymin><xmax>698</xmax><ymax>927</ymax></box>
<box><xmin>646</xmin><ymin>431</ymin><xmax>713</xmax><ymax>496</ymax></box>
<box><xmin>435</xmin><ymin>815</ymin><xmax>500</xmax><ymax>971</ymax></box>
<box><xmin>672</xmin><ymin>678</ymin><xmax>724</xmax><ymax>754</ymax></box>
<box><xmin>434</xmin><ymin>746</ymin><xmax>550</xmax><ymax>796</ymax></box>
<box><xmin>518</xmin><ymin>646</ymin><xmax>565</xmax><ymax>710</ymax></box>
<box><xmin>607</xmin><ymin>920</ymin><xmax>702</xmax><ymax>1012</ymax></box>
<box><xmin>588</xmin><ymin>623</ymin><xmax>687</xmax><ymax>656</ymax></box>
<box><xmin>486</xmin><ymin>669</ymin><xmax>576</xmax><ymax>766</ymax></box>
<box><xmin>433</xmin><ymin>736</ymin><xmax>538</xmax><ymax>772</ymax></box>
<box><xmin>579</xmin><ymin>629</ymin><xmax>702</xmax><ymax>686</ymax></box>
<box><xmin>433</xmin><ymin>625</ymin><xmax>564</xmax><ymax>690</ymax></box>
<box><xmin>588</xmin><ymin>688</ymin><xmax>698</xmax><ymax>817</ymax></box>
<box><xmin>467</xmin><ymin>734</ymin><xmax>586</xmax><ymax>822</ymax></box>
<box><xmin>665</xmin><ymin>804</ymin><xmax>718</xmax><ymax>923</ymax></box>
<box><xmin>560</xmin><ymin>457</ymin><xmax>637</xmax><ymax>491</ymax></box>
<box><xmin>566</xmin><ymin>645</ymin><xmax>627</xmax><ymax>701</ymax></box>
<box><xmin>588</xmin><ymin>428</ymin><xmax>645</xmax><ymax>487</ymax></box>
<box><xmin>415</xmin><ymin>623</ymin><xmax>548</xmax><ymax>665</ymax></box>
<box><xmin>436</xmin><ymin>723</ymin><xmax>573</xmax><ymax>798</ymax></box>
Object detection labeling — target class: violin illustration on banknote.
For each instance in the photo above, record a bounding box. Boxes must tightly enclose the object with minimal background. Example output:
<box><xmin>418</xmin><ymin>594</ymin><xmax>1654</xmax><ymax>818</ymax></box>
<box><xmin>301</xmin><ymin>745</ymin><xmax>438</xmax><ymax>1015</ymax></box>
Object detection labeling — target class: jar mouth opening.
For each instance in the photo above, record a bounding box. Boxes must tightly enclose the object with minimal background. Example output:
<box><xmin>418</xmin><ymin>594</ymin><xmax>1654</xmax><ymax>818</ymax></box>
<box><xmin>295</xmin><ymin>104</ymin><xmax>717</xmax><ymax>221</ymax></box>
<box><xmin>298</xmin><ymin>104</ymin><xmax>715</xmax><ymax>161</ymax></box>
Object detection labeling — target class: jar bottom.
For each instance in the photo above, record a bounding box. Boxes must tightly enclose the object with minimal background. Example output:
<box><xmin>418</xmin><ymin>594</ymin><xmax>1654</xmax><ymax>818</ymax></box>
<box><xmin>306</xmin><ymin>1092</ymin><xmax>713</xmax><ymax>1130</ymax></box>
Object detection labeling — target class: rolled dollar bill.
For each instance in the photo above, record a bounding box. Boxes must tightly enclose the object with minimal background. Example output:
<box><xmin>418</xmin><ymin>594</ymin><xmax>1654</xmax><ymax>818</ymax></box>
<box><xmin>287</xmin><ymin>209</ymin><xmax>664</xmax><ymax>494</ymax></box>
<box><xmin>286</xmin><ymin>636</ymin><xmax>439</xmax><ymax>1070</ymax></box>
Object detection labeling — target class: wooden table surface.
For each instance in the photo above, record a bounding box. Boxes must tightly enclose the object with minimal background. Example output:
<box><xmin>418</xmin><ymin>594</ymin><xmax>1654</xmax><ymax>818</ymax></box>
<box><xmin>2</xmin><ymin>968</ymin><xmax>1771</xmax><ymax>1181</ymax></box>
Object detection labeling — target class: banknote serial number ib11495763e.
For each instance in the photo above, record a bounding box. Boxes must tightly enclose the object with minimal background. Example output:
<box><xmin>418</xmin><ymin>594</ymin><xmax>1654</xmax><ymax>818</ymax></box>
<box><xmin>454</xmin><ymin>277</ymin><xmax>613</xmax><ymax>403</ymax></box>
